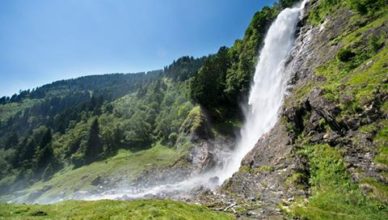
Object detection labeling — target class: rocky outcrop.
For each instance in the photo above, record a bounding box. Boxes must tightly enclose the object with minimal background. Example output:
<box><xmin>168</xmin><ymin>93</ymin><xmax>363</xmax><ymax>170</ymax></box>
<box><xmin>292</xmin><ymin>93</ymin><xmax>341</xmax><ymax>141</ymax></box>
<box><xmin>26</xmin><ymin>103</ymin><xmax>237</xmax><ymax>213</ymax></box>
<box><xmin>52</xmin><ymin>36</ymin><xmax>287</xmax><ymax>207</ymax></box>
<box><xmin>131</xmin><ymin>136</ymin><xmax>235</xmax><ymax>189</ymax></box>
<box><xmin>216</xmin><ymin>0</ymin><xmax>388</xmax><ymax>219</ymax></box>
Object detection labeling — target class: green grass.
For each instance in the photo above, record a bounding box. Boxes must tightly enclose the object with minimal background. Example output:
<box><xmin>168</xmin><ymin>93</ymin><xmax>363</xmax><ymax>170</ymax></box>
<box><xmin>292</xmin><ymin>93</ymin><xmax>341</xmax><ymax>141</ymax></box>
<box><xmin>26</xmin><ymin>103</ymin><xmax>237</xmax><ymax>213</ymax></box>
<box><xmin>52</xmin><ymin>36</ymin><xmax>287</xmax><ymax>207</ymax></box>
<box><xmin>285</xmin><ymin>172</ymin><xmax>305</xmax><ymax>189</ymax></box>
<box><xmin>347</xmin><ymin>46</ymin><xmax>388</xmax><ymax>105</ymax></box>
<box><xmin>374</xmin><ymin>120</ymin><xmax>388</xmax><ymax>166</ymax></box>
<box><xmin>290</xmin><ymin>144</ymin><xmax>388</xmax><ymax>220</ymax></box>
<box><xmin>212</xmin><ymin>119</ymin><xmax>241</xmax><ymax>136</ymax></box>
<box><xmin>237</xmin><ymin>165</ymin><xmax>274</xmax><ymax>175</ymax></box>
<box><xmin>342</xmin><ymin>12</ymin><xmax>388</xmax><ymax>47</ymax></box>
<box><xmin>0</xmin><ymin>199</ymin><xmax>234</xmax><ymax>220</ymax></box>
<box><xmin>284</xmin><ymin>81</ymin><xmax>314</xmax><ymax>108</ymax></box>
<box><xmin>361</xmin><ymin>178</ymin><xmax>388</xmax><ymax>204</ymax></box>
<box><xmin>307</xmin><ymin>0</ymin><xmax>388</xmax><ymax>26</ymax></box>
<box><xmin>312</xmin><ymin>4</ymin><xmax>388</xmax><ymax>115</ymax></box>
<box><xmin>307</xmin><ymin>0</ymin><xmax>344</xmax><ymax>25</ymax></box>
<box><xmin>182</xmin><ymin>106</ymin><xmax>205</xmax><ymax>134</ymax></box>
<box><xmin>10</xmin><ymin>144</ymin><xmax>188</xmax><ymax>203</ymax></box>
<box><xmin>316</xmin><ymin>45</ymin><xmax>388</xmax><ymax>110</ymax></box>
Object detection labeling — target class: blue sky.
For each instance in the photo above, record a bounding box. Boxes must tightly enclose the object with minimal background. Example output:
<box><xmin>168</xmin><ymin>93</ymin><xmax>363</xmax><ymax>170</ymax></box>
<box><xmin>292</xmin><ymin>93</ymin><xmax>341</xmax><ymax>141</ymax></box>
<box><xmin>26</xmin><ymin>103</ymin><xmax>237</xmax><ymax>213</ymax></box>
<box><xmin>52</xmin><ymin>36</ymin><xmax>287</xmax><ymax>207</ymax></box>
<box><xmin>0</xmin><ymin>0</ymin><xmax>276</xmax><ymax>96</ymax></box>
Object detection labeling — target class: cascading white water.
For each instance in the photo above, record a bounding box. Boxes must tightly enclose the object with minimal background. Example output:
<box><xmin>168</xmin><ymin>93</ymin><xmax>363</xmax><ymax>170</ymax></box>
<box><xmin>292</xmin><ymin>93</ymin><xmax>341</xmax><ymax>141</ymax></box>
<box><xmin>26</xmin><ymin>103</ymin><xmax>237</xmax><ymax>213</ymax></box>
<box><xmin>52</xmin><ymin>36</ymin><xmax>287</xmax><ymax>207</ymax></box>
<box><xmin>86</xmin><ymin>0</ymin><xmax>309</xmax><ymax>200</ymax></box>
<box><xmin>216</xmin><ymin>0</ymin><xmax>309</xmax><ymax>183</ymax></box>
<box><xmin>34</xmin><ymin>0</ymin><xmax>309</xmax><ymax>203</ymax></box>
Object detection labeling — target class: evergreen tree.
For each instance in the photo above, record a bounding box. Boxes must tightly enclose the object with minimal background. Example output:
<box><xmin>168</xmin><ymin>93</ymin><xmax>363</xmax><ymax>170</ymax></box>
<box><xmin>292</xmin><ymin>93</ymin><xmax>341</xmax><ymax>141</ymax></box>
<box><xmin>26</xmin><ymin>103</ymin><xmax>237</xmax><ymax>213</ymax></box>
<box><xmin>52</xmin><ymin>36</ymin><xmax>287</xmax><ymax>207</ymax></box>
<box><xmin>5</xmin><ymin>132</ymin><xmax>19</xmax><ymax>150</ymax></box>
<box><xmin>35</xmin><ymin>129</ymin><xmax>54</xmax><ymax>169</ymax></box>
<box><xmin>15</xmin><ymin>137</ymin><xmax>36</xmax><ymax>168</ymax></box>
<box><xmin>190</xmin><ymin>46</ymin><xmax>231</xmax><ymax>119</ymax></box>
<box><xmin>36</xmin><ymin>144</ymin><xmax>54</xmax><ymax>169</ymax></box>
<box><xmin>84</xmin><ymin>118</ymin><xmax>103</xmax><ymax>163</ymax></box>
<box><xmin>39</xmin><ymin>128</ymin><xmax>52</xmax><ymax>148</ymax></box>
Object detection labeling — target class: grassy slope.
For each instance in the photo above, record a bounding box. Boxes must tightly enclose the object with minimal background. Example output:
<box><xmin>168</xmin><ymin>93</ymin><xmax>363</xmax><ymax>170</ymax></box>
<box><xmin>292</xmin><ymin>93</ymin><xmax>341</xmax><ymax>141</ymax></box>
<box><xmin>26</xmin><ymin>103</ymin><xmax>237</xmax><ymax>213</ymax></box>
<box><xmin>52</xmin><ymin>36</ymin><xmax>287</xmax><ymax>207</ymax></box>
<box><xmin>0</xmin><ymin>199</ymin><xmax>234</xmax><ymax>220</ymax></box>
<box><xmin>290</xmin><ymin>145</ymin><xmax>388</xmax><ymax>220</ymax></box>
<box><xmin>6</xmin><ymin>144</ymin><xmax>188</xmax><ymax>203</ymax></box>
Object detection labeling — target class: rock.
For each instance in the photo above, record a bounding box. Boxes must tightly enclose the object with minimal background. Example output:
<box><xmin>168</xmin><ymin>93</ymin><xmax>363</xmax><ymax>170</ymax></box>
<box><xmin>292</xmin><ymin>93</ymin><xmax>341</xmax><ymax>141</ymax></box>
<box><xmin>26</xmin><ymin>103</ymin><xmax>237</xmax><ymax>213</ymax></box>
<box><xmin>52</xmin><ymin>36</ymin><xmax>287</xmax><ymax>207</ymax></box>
<box><xmin>246</xmin><ymin>211</ymin><xmax>257</xmax><ymax>216</ymax></box>
<box><xmin>30</xmin><ymin>211</ymin><xmax>48</xmax><ymax>216</ymax></box>
<box><xmin>91</xmin><ymin>176</ymin><xmax>102</xmax><ymax>186</ymax></box>
<box><xmin>209</xmin><ymin>176</ymin><xmax>219</xmax><ymax>186</ymax></box>
<box><xmin>310</xmin><ymin>132</ymin><xmax>324</xmax><ymax>143</ymax></box>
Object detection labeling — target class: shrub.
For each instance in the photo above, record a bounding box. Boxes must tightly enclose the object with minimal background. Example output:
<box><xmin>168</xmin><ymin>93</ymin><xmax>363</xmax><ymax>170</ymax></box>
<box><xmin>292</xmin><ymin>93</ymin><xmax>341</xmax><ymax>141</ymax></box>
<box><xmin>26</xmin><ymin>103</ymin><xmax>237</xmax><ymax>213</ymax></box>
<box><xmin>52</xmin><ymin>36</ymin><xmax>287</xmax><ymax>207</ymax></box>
<box><xmin>337</xmin><ymin>48</ymin><xmax>355</xmax><ymax>62</ymax></box>
<box><xmin>369</xmin><ymin>35</ymin><xmax>385</xmax><ymax>53</ymax></box>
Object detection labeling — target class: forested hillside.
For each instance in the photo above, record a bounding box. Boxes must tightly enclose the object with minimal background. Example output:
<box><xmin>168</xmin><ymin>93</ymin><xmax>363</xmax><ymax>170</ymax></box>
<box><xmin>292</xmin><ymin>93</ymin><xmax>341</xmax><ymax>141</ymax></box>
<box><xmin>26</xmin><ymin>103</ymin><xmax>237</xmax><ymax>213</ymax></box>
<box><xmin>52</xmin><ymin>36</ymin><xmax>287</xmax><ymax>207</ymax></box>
<box><xmin>0</xmin><ymin>0</ymin><xmax>300</xmax><ymax>200</ymax></box>
<box><xmin>0</xmin><ymin>57</ymin><xmax>205</xmax><ymax>196</ymax></box>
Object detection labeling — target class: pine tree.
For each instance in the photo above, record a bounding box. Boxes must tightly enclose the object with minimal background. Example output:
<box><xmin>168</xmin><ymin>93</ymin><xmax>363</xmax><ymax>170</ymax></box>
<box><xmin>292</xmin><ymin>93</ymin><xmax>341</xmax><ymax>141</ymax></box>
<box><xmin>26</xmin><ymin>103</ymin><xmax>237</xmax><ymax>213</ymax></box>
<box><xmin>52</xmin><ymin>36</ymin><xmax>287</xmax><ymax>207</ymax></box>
<box><xmin>84</xmin><ymin>118</ymin><xmax>103</xmax><ymax>163</ymax></box>
<box><xmin>5</xmin><ymin>132</ymin><xmax>19</xmax><ymax>150</ymax></box>
<box><xmin>35</xmin><ymin>128</ymin><xmax>54</xmax><ymax>169</ymax></box>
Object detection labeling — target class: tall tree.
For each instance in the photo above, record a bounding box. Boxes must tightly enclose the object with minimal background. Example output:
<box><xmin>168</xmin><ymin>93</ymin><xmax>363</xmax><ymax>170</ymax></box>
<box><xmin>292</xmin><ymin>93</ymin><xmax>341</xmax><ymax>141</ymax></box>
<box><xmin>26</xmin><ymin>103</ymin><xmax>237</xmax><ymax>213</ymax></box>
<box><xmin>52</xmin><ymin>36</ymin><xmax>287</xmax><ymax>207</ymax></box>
<box><xmin>35</xmin><ymin>128</ymin><xmax>54</xmax><ymax>169</ymax></box>
<box><xmin>15</xmin><ymin>137</ymin><xmax>36</xmax><ymax>168</ymax></box>
<box><xmin>5</xmin><ymin>132</ymin><xmax>19</xmax><ymax>150</ymax></box>
<box><xmin>190</xmin><ymin>46</ymin><xmax>231</xmax><ymax>119</ymax></box>
<box><xmin>84</xmin><ymin>118</ymin><xmax>103</xmax><ymax>163</ymax></box>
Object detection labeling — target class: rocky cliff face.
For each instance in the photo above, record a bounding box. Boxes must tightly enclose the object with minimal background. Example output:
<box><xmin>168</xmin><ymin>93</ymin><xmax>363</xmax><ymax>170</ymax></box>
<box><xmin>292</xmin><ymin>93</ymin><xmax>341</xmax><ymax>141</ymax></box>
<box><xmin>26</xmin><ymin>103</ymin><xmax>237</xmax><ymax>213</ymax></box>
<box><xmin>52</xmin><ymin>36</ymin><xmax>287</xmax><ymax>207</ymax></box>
<box><xmin>201</xmin><ymin>0</ymin><xmax>388</xmax><ymax>219</ymax></box>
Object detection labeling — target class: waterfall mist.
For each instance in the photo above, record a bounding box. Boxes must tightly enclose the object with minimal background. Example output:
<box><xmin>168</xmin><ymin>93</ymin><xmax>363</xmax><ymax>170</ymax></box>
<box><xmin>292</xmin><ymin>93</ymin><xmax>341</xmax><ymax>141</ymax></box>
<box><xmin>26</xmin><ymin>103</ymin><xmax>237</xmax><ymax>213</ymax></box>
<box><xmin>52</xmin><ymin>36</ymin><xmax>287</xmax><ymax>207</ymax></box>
<box><xmin>81</xmin><ymin>0</ymin><xmax>310</xmax><ymax>201</ymax></box>
<box><xmin>16</xmin><ymin>0</ymin><xmax>310</xmax><ymax>203</ymax></box>
<box><xmin>215</xmin><ymin>0</ymin><xmax>309</xmax><ymax>183</ymax></box>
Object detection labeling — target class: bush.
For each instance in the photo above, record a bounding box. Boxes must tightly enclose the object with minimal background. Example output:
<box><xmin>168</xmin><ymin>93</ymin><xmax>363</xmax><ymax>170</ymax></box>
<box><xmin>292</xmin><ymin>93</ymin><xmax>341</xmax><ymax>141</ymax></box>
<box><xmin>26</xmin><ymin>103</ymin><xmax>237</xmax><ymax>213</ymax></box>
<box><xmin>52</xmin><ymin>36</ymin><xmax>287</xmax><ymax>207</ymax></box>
<box><xmin>369</xmin><ymin>35</ymin><xmax>385</xmax><ymax>53</ymax></box>
<box><xmin>348</xmin><ymin>0</ymin><xmax>387</xmax><ymax>15</ymax></box>
<box><xmin>337</xmin><ymin>48</ymin><xmax>355</xmax><ymax>62</ymax></box>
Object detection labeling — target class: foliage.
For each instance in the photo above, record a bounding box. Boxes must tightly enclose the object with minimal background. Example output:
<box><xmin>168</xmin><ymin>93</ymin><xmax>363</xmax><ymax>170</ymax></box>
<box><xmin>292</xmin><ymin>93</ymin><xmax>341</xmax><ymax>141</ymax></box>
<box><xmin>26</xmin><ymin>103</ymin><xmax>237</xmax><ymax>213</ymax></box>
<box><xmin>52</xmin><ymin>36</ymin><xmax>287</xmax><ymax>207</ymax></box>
<box><xmin>337</xmin><ymin>48</ymin><xmax>356</xmax><ymax>62</ymax></box>
<box><xmin>190</xmin><ymin>47</ymin><xmax>231</xmax><ymax>119</ymax></box>
<box><xmin>180</xmin><ymin>106</ymin><xmax>211</xmax><ymax>139</ymax></box>
<box><xmin>348</xmin><ymin>0</ymin><xmax>387</xmax><ymax>15</ymax></box>
<box><xmin>11</xmin><ymin>144</ymin><xmax>188</xmax><ymax>202</ymax></box>
<box><xmin>84</xmin><ymin>118</ymin><xmax>103</xmax><ymax>164</ymax></box>
<box><xmin>189</xmin><ymin>4</ymin><xmax>284</xmax><ymax>121</ymax></box>
<box><xmin>0</xmin><ymin>65</ymin><xmax>196</xmax><ymax>193</ymax></box>
<box><xmin>290</xmin><ymin>145</ymin><xmax>388</xmax><ymax>220</ymax></box>
<box><xmin>275</xmin><ymin>0</ymin><xmax>301</xmax><ymax>8</ymax></box>
<box><xmin>308</xmin><ymin>0</ymin><xmax>387</xmax><ymax>25</ymax></box>
<box><xmin>374</xmin><ymin>120</ymin><xmax>388</xmax><ymax>166</ymax></box>
<box><xmin>0</xmin><ymin>72</ymin><xmax>161</xmax><ymax>105</ymax></box>
<box><xmin>287</xmin><ymin>2</ymin><xmax>388</xmax><ymax>219</ymax></box>
<box><xmin>224</xmin><ymin>6</ymin><xmax>277</xmax><ymax>102</ymax></box>
<box><xmin>0</xmin><ymin>199</ymin><xmax>234</xmax><ymax>220</ymax></box>
<box><xmin>164</xmin><ymin>56</ymin><xmax>207</xmax><ymax>81</ymax></box>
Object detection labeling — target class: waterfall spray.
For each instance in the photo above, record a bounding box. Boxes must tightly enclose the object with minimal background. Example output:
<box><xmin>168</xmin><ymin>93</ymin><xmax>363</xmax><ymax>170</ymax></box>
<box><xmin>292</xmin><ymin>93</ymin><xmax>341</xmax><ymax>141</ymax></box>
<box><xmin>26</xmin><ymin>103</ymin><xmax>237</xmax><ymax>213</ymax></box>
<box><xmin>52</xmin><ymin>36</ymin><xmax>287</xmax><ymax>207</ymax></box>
<box><xmin>215</xmin><ymin>0</ymin><xmax>309</xmax><ymax>183</ymax></box>
<box><xmin>45</xmin><ymin>0</ymin><xmax>310</xmax><ymax>202</ymax></box>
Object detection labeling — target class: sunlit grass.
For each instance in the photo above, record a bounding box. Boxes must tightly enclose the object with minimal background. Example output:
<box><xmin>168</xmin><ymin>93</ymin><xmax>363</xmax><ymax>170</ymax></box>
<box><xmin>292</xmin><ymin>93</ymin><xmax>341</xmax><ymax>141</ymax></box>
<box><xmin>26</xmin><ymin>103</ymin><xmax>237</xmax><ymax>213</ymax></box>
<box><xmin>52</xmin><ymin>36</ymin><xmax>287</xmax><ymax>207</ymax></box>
<box><xmin>0</xmin><ymin>199</ymin><xmax>234</xmax><ymax>220</ymax></box>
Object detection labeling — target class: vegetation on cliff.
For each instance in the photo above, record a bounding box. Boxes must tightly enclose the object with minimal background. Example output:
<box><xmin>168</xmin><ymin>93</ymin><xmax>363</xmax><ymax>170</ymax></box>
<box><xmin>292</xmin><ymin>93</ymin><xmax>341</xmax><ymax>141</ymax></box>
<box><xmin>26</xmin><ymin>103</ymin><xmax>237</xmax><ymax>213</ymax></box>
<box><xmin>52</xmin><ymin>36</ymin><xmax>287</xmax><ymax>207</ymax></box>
<box><xmin>282</xmin><ymin>0</ymin><xmax>388</xmax><ymax>219</ymax></box>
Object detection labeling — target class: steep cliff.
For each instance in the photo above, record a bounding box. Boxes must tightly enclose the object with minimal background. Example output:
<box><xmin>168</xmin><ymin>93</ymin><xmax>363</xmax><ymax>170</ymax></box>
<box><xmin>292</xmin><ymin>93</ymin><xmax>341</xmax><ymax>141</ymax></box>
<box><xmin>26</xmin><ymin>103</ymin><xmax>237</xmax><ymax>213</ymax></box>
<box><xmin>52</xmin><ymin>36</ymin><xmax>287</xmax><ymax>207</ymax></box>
<box><xmin>214</xmin><ymin>0</ymin><xmax>387</xmax><ymax>219</ymax></box>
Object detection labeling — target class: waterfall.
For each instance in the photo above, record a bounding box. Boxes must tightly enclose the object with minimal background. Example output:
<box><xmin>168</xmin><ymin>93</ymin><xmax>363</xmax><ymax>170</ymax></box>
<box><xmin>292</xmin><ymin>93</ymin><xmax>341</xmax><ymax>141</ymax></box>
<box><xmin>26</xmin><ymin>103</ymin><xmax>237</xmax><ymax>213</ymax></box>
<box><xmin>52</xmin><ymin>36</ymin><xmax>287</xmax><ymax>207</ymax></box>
<box><xmin>52</xmin><ymin>0</ymin><xmax>309</xmax><ymax>203</ymax></box>
<box><xmin>216</xmin><ymin>0</ymin><xmax>309</xmax><ymax>183</ymax></box>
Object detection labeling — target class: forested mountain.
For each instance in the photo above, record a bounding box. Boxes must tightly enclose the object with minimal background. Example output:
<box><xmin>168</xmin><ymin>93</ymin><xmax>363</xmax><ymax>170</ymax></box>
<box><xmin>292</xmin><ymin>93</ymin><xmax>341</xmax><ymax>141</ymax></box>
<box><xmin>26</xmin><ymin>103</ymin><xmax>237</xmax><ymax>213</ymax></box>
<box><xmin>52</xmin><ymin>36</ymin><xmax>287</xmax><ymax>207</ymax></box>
<box><xmin>0</xmin><ymin>0</ymin><xmax>297</xmax><ymax>195</ymax></box>
<box><xmin>0</xmin><ymin>0</ymin><xmax>387</xmax><ymax>219</ymax></box>
<box><xmin>0</xmin><ymin>57</ymin><xmax>204</xmax><ymax>194</ymax></box>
